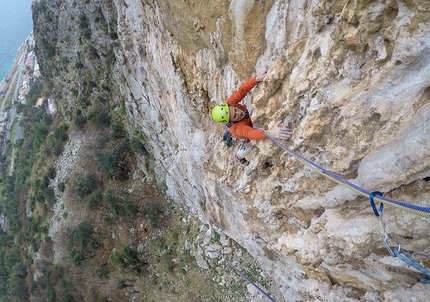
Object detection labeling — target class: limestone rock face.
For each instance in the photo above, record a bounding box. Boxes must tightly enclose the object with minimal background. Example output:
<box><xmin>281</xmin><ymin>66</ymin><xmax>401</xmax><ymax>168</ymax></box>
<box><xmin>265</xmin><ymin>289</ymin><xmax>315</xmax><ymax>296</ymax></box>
<box><xmin>37</xmin><ymin>0</ymin><xmax>430</xmax><ymax>300</ymax></box>
<box><xmin>109</xmin><ymin>1</ymin><xmax>430</xmax><ymax>300</ymax></box>
<box><xmin>113</xmin><ymin>0</ymin><xmax>430</xmax><ymax>300</ymax></box>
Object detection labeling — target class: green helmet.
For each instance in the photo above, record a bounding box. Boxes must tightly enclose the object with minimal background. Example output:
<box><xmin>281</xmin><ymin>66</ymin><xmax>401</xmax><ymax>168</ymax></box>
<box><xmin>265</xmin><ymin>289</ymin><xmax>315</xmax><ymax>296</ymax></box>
<box><xmin>211</xmin><ymin>104</ymin><xmax>230</xmax><ymax>124</ymax></box>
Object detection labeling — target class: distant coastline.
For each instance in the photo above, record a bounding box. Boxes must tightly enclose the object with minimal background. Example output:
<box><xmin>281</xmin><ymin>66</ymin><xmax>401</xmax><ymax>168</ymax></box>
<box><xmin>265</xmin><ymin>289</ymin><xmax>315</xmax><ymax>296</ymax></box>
<box><xmin>0</xmin><ymin>36</ymin><xmax>30</xmax><ymax>88</ymax></box>
<box><xmin>0</xmin><ymin>0</ymin><xmax>34</xmax><ymax>85</ymax></box>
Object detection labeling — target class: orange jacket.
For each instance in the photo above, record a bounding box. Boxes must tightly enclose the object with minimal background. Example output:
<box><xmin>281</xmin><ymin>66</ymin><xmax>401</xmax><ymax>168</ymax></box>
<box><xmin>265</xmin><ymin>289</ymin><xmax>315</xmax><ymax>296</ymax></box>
<box><xmin>225</xmin><ymin>77</ymin><xmax>267</xmax><ymax>140</ymax></box>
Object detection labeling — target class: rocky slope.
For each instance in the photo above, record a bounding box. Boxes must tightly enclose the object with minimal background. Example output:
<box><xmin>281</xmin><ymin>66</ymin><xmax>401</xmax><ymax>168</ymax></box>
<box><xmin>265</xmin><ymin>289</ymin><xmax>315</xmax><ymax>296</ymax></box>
<box><xmin>33</xmin><ymin>0</ymin><xmax>430</xmax><ymax>301</ymax></box>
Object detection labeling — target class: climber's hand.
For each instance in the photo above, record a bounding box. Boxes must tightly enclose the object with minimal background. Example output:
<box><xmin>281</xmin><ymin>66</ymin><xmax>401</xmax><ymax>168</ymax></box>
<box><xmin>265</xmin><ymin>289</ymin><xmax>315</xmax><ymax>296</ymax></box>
<box><xmin>266</xmin><ymin>121</ymin><xmax>292</xmax><ymax>140</ymax></box>
<box><xmin>256</xmin><ymin>68</ymin><xmax>268</xmax><ymax>82</ymax></box>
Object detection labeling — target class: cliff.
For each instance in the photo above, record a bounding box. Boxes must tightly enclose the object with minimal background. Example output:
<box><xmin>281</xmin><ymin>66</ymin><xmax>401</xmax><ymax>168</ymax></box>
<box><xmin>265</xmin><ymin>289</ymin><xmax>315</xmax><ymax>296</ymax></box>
<box><xmin>32</xmin><ymin>0</ymin><xmax>430</xmax><ymax>301</ymax></box>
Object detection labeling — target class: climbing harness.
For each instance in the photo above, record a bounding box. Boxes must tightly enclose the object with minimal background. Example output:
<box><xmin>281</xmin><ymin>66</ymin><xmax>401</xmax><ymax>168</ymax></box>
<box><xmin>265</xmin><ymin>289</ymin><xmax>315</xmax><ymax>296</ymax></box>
<box><xmin>369</xmin><ymin>192</ymin><xmax>430</xmax><ymax>283</ymax></box>
<box><xmin>222</xmin><ymin>123</ymin><xmax>236</xmax><ymax>147</ymax></box>
<box><xmin>258</xmin><ymin>128</ymin><xmax>430</xmax><ymax>218</ymax></box>
<box><xmin>258</xmin><ymin>128</ymin><xmax>430</xmax><ymax>282</ymax></box>
<box><xmin>222</xmin><ymin>124</ymin><xmax>252</xmax><ymax>165</ymax></box>
<box><xmin>222</xmin><ymin>127</ymin><xmax>234</xmax><ymax>147</ymax></box>
<box><xmin>225</xmin><ymin>260</ymin><xmax>277</xmax><ymax>302</ymax></box>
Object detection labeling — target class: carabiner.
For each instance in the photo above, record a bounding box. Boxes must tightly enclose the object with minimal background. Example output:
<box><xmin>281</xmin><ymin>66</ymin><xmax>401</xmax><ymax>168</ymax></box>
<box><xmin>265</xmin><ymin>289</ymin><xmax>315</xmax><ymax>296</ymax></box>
<box><xmin>369</xmin><ymin>191</ymin><xmax>383</xmax><ymax>216</ymax></box>
<box><xmin>383</xmin><ymin>233</ymin><xmax>402</xmax><ymax>257</ymax></box>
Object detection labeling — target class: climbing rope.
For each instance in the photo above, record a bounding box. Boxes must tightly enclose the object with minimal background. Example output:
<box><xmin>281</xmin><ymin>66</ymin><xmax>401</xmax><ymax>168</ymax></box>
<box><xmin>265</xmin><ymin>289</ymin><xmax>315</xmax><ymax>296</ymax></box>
<box><xmin>259</xmin><ymin>128</ymin><xmax>430</xmax><ymax>282</ymax></box>
<box><xmin>225</xmin><ymin>260</ymin><xmax>277</xmax><ymax>302</ymax></box>
<box><xmin>258</xmin><ymin>129</ymin><xmax>430</xmax><ymax>218</ymax></box>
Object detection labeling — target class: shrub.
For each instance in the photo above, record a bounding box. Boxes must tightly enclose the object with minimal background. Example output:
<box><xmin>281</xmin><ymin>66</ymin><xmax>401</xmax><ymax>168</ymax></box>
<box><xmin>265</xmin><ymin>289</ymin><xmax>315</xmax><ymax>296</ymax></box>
<box><xmin>103</xmin><ymin>216</ymin><xmax>113</xmax><ymax>225</ymax></box>
<box><xmin>103</xmin><ymin>189</ymin><xmax>124</xmax><ymax>216</ymax></box>
<box><xmin>53</xmin><ymin>124</ymin><xmax>69</xmax><ymax>142</ymax></box>
<box><xmin>50</xmin><ymin>265</ymin><xmax>64</xmax><ymax>284</ymax></box>
<box><xmin>45</xmin><ymin>286</ymin><xmax>56</xmax><ymax>302</ymax></box>
<box><xmin>58</xmin><ymin>182</ymin><xmax>66</xmax><ymax>192</ymax></box>
<box><xmin>143</xmin><ymin>203</ymin><xmax>163</xmax><ymax>228</ymax></box>
<box><xmin>108</xmin><ymin>31</ymin><xmax>118</xmax><ymax>40</ymax></box>
<box><xmin>47</xmin><ymin>167</ymin><xmax>56</xmax><ymax>179</ymax></box>
<box><xmin>71</xmin><ymin>252</ymin><xmax>83</xmax><ymax>266</ymax></box>
<box><xmin>108</xmin><ymin>251</ymin><xmax>119</xmax><ymax>264</ymax></box>
<box><xmin>78</xmin><ymin>13</ymin><xmax>88</xmax><ymax>29</ymax></box>
<box><xmin>96</xmin><ymin>140</ymin><xmax>131</xmax><ymax>179</ymax></box>
<box><xmin>40</xmin><ymin>175</ymin><xmax>50</xmax><ymax>190</ymax></box>
<box><xmin>109</xmin><ymin>121</ymin><xmax>126</xmax><ymax>140</ymax></box>
<box><xmin>160</xmin><ymin>253</ymin><xmax>174</xmax><ymax>273</ymax></box>
<box><xmin>30</xmin><ymin>238</ymin><xmax>38</xmax><ymax>252</ymax></box>
<box><xmin>66</xmin><ymin>221</ymin><xmax>94</xmax><ymax>254</ymax></box>
<box><xmin>87</xmin><ymin>188</ymin><xmax>103</xmax><ymax>210</ymax></box>
<box><xmin>97</xmin><ymin>266</ymin><xmax>109</xmax><ymax>279</ymax></box>
<box><xmin>82</xmin><ymin>29</ymin><xmax>91</xmax><ymax>39</ymax></box>
<box><xmin>58</xmin><ymin>281</ymin><xmax>73</xmax><ymax>302</ymax></box>
<box><xmin>123</xmin><ymin>201</ymin><xmax>139</xmax><ymax>218</ymax></box>
<box><xmin>130</xmin><ymin>137</ymin><xmax>147</xmax><ymax>155</ymax></box>
<box><xmin>43</xmin><ymin>187</ymin><xmax>55</xmax><ymax>204</ymax></box>
<box><xmin>30</xmin><ymin>281</ymin><xmax>37</xmax><ymax>294</ymax></box>
<box><xmin>76</xmin><ymin>174</ymin><xmax>97</xmax><ymax>198</ymax></box>
<box><xmin>74</xmin><ymin>113</ymin><xmax>87</xmax><ymax>129</ymax></box>
<box><xmin>106</xmin><ymin>47</ymin><xmax>116</xmax><ymax>66</ymax></box>
<box><xmin>88</xmin><ymin>109</ymin><xmax>110</xmax><ymax>126</ymax></box>
<box><xmin>124</xmin><ymin>246</ymin><xmax>138</xmax><ymax>264</ymax></box>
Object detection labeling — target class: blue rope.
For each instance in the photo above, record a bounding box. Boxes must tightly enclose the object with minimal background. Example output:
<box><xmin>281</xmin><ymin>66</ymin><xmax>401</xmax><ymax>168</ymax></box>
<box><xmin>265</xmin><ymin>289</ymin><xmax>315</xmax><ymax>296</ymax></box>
<box><xmin>257</xmin><ymin>129</ymin><xmax>430</xmax><ymax>283</ymax></box>
<box><xmin>226</xmin><ymin>260</ymin><xmax>277</xmax><ymax>302</ymax></box>
<box><xmin>258</xmin><ymin>128</ymin><xmax>430</xmax><ymax>218</ymax></box>
<box><xmin>394</xmin><ymin>249</ymin><xmax>430</xmax><ymax>283</ymax></box>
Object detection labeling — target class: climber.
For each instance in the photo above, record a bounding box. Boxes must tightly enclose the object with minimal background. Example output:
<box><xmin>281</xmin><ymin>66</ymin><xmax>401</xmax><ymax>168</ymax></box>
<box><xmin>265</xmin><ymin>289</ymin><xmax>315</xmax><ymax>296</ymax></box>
<box><xmin>211</xmin><ymin>68</ymin><xmax>292</xmax><ymax>165</ymax></box>
<box><xmin>211</xmin><ymin>68</ymin><xmax>292</xmax><ymax>141</ymax></box>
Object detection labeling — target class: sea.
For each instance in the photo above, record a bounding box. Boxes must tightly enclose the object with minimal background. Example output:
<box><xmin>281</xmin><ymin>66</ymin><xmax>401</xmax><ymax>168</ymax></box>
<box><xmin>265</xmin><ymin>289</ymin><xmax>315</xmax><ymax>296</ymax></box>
<box><xmin>0</xmin><ymin>0</ymin><xmax>34</xmax><ymax>84</ymax></box>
